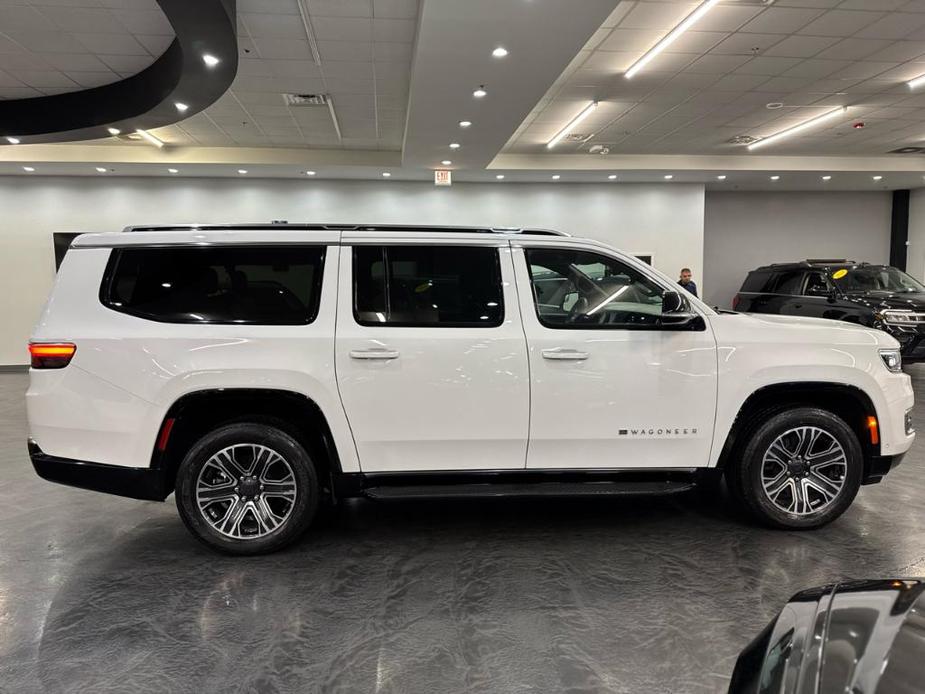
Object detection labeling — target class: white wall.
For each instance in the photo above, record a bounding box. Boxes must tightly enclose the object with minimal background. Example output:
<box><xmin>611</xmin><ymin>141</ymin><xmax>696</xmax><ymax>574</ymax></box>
<box><xmin>0</xmin><ymin>176</ymin><xmax>705</xmax><ymax>365</ymax></box>
<box><xmin>704</xmin><ymin>191</ymin><xmax>892</xmax><ymax>310</ymax></box>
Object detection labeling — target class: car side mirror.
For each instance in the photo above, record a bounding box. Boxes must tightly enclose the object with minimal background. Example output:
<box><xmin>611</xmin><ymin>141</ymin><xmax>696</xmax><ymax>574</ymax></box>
<box><xmin>661</xmin><ymin>291</ymin><xmax>699</xmax><ymax>328</ymax></box>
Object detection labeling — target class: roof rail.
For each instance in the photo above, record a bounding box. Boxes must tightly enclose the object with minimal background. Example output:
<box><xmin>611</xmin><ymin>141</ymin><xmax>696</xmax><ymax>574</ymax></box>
<box><xmin>806</xmin><ymin>258</ymin><xmax>853</xmax><ymax>264</ymax></box>
<box><xmin>121</xmin><ymin>222</ymin><xmax>570</xmax><ymax>237</ymax></box>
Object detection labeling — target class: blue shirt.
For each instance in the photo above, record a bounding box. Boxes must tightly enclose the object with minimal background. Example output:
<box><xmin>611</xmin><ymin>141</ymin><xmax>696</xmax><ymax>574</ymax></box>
<box><xmin>679</xmin><ymin>280</ymin><xmax>698</xmax><ymax>298</ymax></box>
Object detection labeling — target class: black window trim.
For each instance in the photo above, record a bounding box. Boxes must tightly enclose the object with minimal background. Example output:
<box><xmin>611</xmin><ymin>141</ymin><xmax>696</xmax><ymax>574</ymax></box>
<box><xmin>99</xmin><ymin>244</ymin><xmax>327</xmax><ymax>326</ymax></box>
<box><xmin>351</xmin><ymin>244</ymin><xmax>505</xmax><ymax>329</ymax></box>
<box><xmin>523</xmin><ymin>246</ymin><xmax>702</xmax><ymax>332</ymax></box>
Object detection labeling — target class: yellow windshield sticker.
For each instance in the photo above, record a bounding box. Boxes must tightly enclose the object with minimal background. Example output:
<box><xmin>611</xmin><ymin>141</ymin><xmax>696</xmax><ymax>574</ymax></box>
<box><xmin>832</xmin><ymin>269</ymin><xmax>848</xmax><ymax>280</ymax></box>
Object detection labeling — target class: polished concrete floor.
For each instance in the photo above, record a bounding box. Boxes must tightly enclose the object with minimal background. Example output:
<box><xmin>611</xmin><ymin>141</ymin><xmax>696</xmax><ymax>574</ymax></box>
<box><xmin>1</xmin><ymin>371</ymin><xmax>925</xmax><ymax>694</ymax></box>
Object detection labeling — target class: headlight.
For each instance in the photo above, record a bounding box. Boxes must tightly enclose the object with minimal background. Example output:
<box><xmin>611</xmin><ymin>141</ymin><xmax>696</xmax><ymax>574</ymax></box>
<box><xmin>880</xmin><ymin>348</ymin><xmax>902</xmax><ymax>373</ymax></box>
<box><xmin>879</xmin><ymin>310</ymin><xmax>923</xmax><ymax>325</ymax></box>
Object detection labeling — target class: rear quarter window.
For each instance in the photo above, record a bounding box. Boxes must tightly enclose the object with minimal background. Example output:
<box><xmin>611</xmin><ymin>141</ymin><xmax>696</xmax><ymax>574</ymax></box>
<box><xmin>101</xmin><ymin>245</ymin><xmax>325</xmax><ymax>325</ymax></box>
<box><xmin>740</xmin><ymin>271</ymin><xmax>774</xmax><ymax>293</ymax></box>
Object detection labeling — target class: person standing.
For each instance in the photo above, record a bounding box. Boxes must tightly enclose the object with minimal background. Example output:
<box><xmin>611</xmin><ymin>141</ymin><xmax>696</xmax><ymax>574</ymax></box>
<box><xmin>678</xmin><ymin>268</ymin><xmax>698</xmax><ymax>298</ymax></box>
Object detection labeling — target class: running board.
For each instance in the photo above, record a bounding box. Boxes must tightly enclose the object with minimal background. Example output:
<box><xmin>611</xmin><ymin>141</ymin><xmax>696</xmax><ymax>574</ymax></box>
<box><xmin>362</xmin><ymin>480</ymin><xmax>696</xmax><ymax>500</ymax></box>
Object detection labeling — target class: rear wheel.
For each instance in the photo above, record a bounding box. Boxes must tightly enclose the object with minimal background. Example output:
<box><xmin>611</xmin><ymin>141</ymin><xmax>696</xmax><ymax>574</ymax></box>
<box><xmin>729</xmin><ymin>407</ymin><xmax>862</xmax><ymax>530</ymax></box>
<box><xmin>175</xmin><ymin>422</ymin><xmax>319</xmax><ymax>554</ymax></box>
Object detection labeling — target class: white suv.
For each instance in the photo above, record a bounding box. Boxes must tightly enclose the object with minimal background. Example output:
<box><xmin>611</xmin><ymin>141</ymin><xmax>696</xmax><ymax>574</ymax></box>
<box><xmin>27</xmin><ymin>224</ymin><xmax>915</xmax><ymax>554</ymax></box>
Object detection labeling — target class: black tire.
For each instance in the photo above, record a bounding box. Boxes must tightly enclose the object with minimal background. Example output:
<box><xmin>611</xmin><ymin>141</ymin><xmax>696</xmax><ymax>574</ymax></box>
<box><xmin>175</xmin><ymin>422</ymin><xmax>319</xmax><ymax>555</ymax></box>
<box><xmin>728</xmin><ymin>407</ymin><xmax>863</xmax><ymax>530</ymax></box>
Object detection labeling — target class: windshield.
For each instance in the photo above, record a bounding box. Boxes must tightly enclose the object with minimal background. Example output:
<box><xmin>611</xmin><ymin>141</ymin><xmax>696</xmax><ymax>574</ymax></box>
<box><xmin>830</xmin><ymin>266</ymin><xmax>925</xmax><ymax>293</ymax></box>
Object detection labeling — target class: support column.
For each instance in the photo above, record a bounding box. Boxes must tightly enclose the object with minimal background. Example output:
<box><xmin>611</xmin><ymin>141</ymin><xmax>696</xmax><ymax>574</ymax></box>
<box><xmin>891</xmin><ymin>190</ymin><xmax>910</xmax><ymax>271</ymax></box>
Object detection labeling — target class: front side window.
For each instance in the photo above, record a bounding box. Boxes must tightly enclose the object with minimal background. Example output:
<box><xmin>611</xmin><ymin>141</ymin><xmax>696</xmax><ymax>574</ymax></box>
<box><xmin>354</xmin><ymin>245</ymin><xmax>503</xmax><ymax>327</ymax></box>
<box><xmin>804</xmin><ymin>272</ymin><xmax>830</xmax><ymax>296</ymax></box>
<box><xmin>525</xmin><ymin>248</ymin><xmax>668</xmax><ymax>328</ymax></box>
<box><xmin>102</xmin><ymin>245</ymin><xmax>325</xmax><ymax>324</ymax></box>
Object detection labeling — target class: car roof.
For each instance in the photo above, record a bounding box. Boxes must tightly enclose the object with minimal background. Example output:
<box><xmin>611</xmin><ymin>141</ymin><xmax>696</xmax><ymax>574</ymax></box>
<box><xmin>751</xmin><ymin>260</ymin><xmax>865</xmax><ymax>272</ymax></box>
<box><xmin>121</xmin><ymin>222</ymin><xmax>570</xmax><ymax>236</ymax></box>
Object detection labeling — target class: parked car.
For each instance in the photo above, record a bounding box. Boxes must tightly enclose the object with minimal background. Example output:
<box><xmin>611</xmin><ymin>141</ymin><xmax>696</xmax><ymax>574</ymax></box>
<box><xmin>728</xmin><ymin>579</ymin><xmax>925</xmax><ymax>693</ymax></box>
<box><xmin>27</xmin><ymin>225</ymin><xmax>915</xmax><ymax>554</ymax></box>
<box><xmin>734</xmin><ymin>260</ymin><xmax>925</xmax><ymax>362</ymax></box>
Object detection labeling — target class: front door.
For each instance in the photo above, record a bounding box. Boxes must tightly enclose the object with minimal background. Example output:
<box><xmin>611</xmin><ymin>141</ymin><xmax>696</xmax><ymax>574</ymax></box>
<box><xmin>513</xmin><ymin>242</ymin><xmax>718</xmax><ymax>469</ymax></box>
<box><xmin>335</xmin><ymin>235</ymin><xmax>530</xmax><ymax>472</ymax></box>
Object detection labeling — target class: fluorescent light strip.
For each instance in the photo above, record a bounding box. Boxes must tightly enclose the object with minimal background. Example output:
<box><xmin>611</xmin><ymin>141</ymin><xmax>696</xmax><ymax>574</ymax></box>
<box><xmin>747</xmin><ymin>106</ymin><xmax>847</xmax><ymax>151</ymax></box>
<box><xmin>625</xmin><ymin>0</ymin><xmax>722</xmax><ymax>79</ymax></box>
<box><xmin>909</xmin><ymin>74</ymin><xmax>925</xmax><ymax>90</ymax></box>
<box><xmin>547</xmin><ymin>101</ymin><xmax>598</xmax><ymax>149</ymax></box>
<box><xmin>136</xmin><ymin>129</ymin><xmax>165</xmax><ymax>148</ymax></box>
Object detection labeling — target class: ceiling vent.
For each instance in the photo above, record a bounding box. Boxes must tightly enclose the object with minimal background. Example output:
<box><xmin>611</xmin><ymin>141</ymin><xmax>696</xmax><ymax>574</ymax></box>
<box><xmin>588</xmin><ymin>144</ymin><xmax>612</xmax><ymax>155</ymax></box>
<box><xmin>889</xmin><ymin>146</ymin><xmax>925</xmax><ymax>154</ymax></box>
<box><xmin>728</xmin><ymin>135</ymin><xmax>758</xmax><ymax>145</ymax></box>
<box><xmin>115</xmin><ymin>133</ymin><xmax>144</xmax><ymax>143</ymax></box>
<box><xmin>564</xmin><ymin>133</ymin><xmax>589</xmax><ymax>142</ymax></box>
<box><xmin>282</xmin><ymin>93</ymin><xmax>330</xmax><ymax>106</ymax></box>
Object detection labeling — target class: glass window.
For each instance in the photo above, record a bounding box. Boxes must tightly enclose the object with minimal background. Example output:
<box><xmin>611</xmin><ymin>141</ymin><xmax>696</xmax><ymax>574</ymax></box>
<box><xmin>102</xmin><ymin>245</ymin><xmax>325</xmax><ymax>324</ymax></box>
<box><xmin>741</xmin><ymin>271</ymin><xmax>775</xmax><ymax>293</ymax></box>
<box><xmin>804</xmin><ymin>272</ymin><xmax>830</xmax><ymax>296</ymax></box>
<box><xmin>525</xmin><ymin>248</ymin><xmax>669</xmax><ymax>329</ymax></box>
<box><xmin>772</xmin><ymin>271</ymin><xmax>805</xmax><ymax>295</ymax></box>
<box><xmin>830</xmin><ymin>265</ymin><xmax>925</xmax><ymax>294</ymax></box>
<box><xmin>353</xmin><ymin>245</ymin><xmax>503</xmax><ymax>327</ymax></box>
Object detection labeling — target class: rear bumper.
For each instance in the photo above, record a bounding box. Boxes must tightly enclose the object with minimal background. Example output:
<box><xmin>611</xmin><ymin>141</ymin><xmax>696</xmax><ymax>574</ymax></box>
<box><xmin>28</xmin><ymin>440</ymin><xmax>171</xmax><ymax>501</ymax></box>
<box><xmin>862</xmin><ymin>452</ymin><xmax>906</xmax><ymax>485</ymax></box>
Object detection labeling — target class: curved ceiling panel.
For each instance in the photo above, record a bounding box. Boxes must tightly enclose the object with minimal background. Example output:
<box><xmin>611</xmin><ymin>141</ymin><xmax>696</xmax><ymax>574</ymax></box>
<box><xmin>0</xmin><ymin>0</ymin><xmax>237</xmax><ymax>145</ymax></box>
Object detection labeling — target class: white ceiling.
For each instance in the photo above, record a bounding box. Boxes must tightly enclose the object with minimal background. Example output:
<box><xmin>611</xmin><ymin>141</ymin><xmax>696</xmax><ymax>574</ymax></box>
<box><xmin>6</xmin><ymin>0</ymin><xmax>925</xmax><ymax>188</ymax></box>
<box><xmin>509</xmin><ymin>0</ymin><xmax>925</xmax><ymax>157</ymax></box>
<box><xmin>0</xmin><ymin>0</ymin><xmax>172</xmax><ymax>99</ymax></box>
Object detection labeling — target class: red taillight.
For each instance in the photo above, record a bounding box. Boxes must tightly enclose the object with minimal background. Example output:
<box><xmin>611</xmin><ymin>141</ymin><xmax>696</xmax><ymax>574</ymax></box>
<box><xmin>156</xmin><ymin>417</ymin><xmax>176</xmax><ymax>452</ymax></box>
<box><xmin>732</xmin><ymin>294</ymin><xmax>741</xmax><ymax>311</ymax></box>
<box><xmin>28</xmin><ymin>342</ymin><xmax>76</xmax><ymax>369</ymax></box>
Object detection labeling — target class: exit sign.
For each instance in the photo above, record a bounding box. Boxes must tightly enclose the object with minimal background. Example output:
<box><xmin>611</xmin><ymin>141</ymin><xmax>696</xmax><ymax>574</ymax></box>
<box><xmin>435</xmin><ymin>169</ymin><xmax>452</xmax><ymax>186</ymax></box>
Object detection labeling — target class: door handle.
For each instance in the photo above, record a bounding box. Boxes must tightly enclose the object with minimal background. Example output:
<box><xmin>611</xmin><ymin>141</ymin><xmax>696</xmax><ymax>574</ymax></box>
<box><xmin>542</xmin><ymin>348</ymin><xmax>589</xmax><ymax>361</ymax></box>
<box><xmin>349</xmin><ymin>349</ymin><xmax>400</xmax><ymax>360</ymax></box>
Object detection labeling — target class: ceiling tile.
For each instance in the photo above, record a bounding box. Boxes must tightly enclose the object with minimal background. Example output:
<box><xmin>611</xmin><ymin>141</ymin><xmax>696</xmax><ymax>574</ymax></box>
<box><xmin>242</xmin><ymin>12</ymin><xmax>308</xmax><ymax>39</ymax></box>
<box><xmin>738</xmin><ymin>7</ymin><xmax>826</xmax><ymax>34</ymax></box>
<box><xmin>252</xmin><ymin>37</ymin><xmax>313</xmax><ymax>59</ymax></box>
<box><xmin>317</xmin><ymin>40</ymin><xmax>373</xmax><ymax>61</ymax></box>
<box><xmin>710</xmin><ymin>33</ymin><xmax>786</xmax><ymax>55</ymax></box>
<box><xmin>619</xmin><ymin>2</ymin><xmax>699</xmax><ymax>30</ymax></box>
<box><xmin>309</xmin><ymin>0</ymin><xmax>373</xmax><ymax>18</ymax></box>
<box><xmin>797</xmin><ymin>10</ymin><xmax>887</xmax><ymax>37</ymax></box>
<box><xmin>40</xmin><ymin>7</ymin><xmax>126</xmax><ymax>34</ymax></box>
<box><xmin>311</xmin><ymin>16</ymin><xmax>373</xmax><ymax>42</ymax></box>
<box><xmin>373</xmin><ymin>41</ymin><xmax>412</xmax><ymax>62</ymax></box>
<box><xmin>372</xmin><ymin>17</ymin><xmax>415</xmax><ymax>42</ymax></box>
<box><xmin>762</xmin><ymin>34</ymin><xmax>840</xmax><ymax>57</ymax></box>
<box><xmin>42</xmin><ymin>52</ymin><xmax>111</xmax><ymax>71</ymax></box>
<box><xmin>63</xmin><ymin>70</ymin><xmax>119</xmax><ymax>88</ymax></box>
<box><xmin>854</xmin><ymin>12</ymin><xmax>925</xmax><ymax>39</ymax></box>
<box><xmin>0</xmin><ymin>6</ymin><xmax>55</xmax><ymax>32</ymax></box>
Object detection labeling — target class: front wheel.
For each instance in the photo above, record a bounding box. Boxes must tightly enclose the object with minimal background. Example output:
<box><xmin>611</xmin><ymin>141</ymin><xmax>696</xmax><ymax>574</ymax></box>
<box><xmin>729</xmin><ymin>407</ymin><xmax>863</xmax><ymax>530</ymax></box>
<box><xmin>175</xmin><ymin>422</ymin><xmax>319</xmax><ymax>554</ymax></box>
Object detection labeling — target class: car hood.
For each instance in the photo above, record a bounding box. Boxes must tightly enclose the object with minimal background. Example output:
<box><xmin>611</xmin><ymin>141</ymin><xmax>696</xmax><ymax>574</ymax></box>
<box><xmin>841</xmin><ymin>291</ymin><xmax>925</xmax><ymax>311</ymax></box>
<box><xmin>728</xmin><ymin>580</ymin><xmax>925</xmax><ymax>694</ymax></box>
<box><xmin>709</xmin><ymin>311</ymin><xmax>898</xmax><ymax>350</ymax></box>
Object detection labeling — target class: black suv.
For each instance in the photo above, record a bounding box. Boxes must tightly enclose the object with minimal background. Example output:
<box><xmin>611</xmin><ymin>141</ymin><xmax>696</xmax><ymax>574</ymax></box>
<box><xmin>734</xmin><ymin>260</ymin><xmax>925</xmax><ymax>362</ymax></box>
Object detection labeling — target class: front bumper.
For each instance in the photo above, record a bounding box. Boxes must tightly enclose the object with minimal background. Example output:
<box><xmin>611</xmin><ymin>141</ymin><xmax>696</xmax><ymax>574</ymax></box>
<box><xmin>28</xmin><ymin>440</ymin><xmax>171</xmax><ymax>501</ymax></box>
<box><xmin>862</xmin><ymin>452</ymin><xmax>906</xmax><ymax>485</ymax></box>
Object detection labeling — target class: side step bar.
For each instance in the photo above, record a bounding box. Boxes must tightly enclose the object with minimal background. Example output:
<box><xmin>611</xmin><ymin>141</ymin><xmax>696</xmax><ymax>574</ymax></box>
<box><xmin>364</xmin><ymin>480</ymin><xmax>696</xmax><ymax>500</ymax></box>
<box><xmin>333</xmin><ymin>470</ymin><xmax>700</xmax><ymax>500</ymax></box>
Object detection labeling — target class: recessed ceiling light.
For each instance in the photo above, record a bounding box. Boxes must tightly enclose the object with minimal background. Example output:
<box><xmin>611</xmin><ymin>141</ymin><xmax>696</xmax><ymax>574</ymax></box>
<box><xmin>551</xmin><ymin>174</ymin><xmax>560</xmax><ymax>180</ymax></box>
<box><xmin>202</xmin><ymin>54</ymin><xmax>220</xmax><ymax>68</ymax></box>
<box><xmin>168</xmin><ymin>168</ymin><xmax>178</xmax><ymax>173</ymax></box>
<box><xmin>608</xmin><ymin>174</ymin><xmax>617</xmax><ymax>180</ymax></box>
<box><xmin>175</xmin><ymin>102</ymin><xmax>189</xmax><ymax>112</ymax></box>
<box><xmin>770</xmin><ymin>175</ymin><xmax>780</xmax><ymax>181</ymax></box>
<box><xmin>473</xmin><ymin>86</ymin><xmax>487</xmax><ymax>98</ymax></box>
<box><xmin>441</xmin><ymin>160</ymin><xmax>452</xmax><ymax>166</ymax></box>
<box><xmin>492</xmin><ymin>47</ymin><xmax>509</xmax><ymax>58</ymax></box>
<box><xmin>717</xmin><ymin>175</ymin><xmax>727</xmax><ymax>180</ymax></box>
<box><xmin>95</xmin><ymin>167</ymin><xmax>107</xmax><ymax>173</ymax></box>
<box><xmin>449</xmin><ymin>142</ymin><xmax>461</xmax><ymax>149</ymax></box>
<box><xmin>107</xmin><ymin>127</ymin><xmax>121</xmax><ymax>136</ymax></box>
<box><xmin>625</xmin><ymin>0</ymin><xmax>722</xmax><ymax>79</ymax></box>
<box><xmin>382</xmin><ymin>172</ymin><xmax>391</xmax><ymax>177</ymax></box>
<box><xmin>748</xmin><ymin>106</ymin><xmax>847</xmax><ymax>151</ymax></box>
<box><xmin>238</xmin><ymin>169</ymin><xmax>248</xmax><ymax>174</ymax></box>
<box><xmin>495</xmin><ymin>174</ymin><xmax>505</xmax><ymax>180</ymax></box>
<box><xmin>135</xmin><ymin>129</ymin><xmax>165</xmax><ymax>148</ymax></box>
<box><xmin>459</xmin><ymin>120</ymin><xmax>472</xmax><ymax>128</ymax></box>
<box><xmin>547</xmin><ymin>101</ymin><xmax>598</xmax><ymax>149</ymax></box>
<box><xmin>305</xmin><ymin>170</ymin><xmax>316</xmax><ymax>176</ymax></box>
<box><xmin>873</xmin><ymin>175</ymin><xmax>883</xmax><ymax>181</ymax></box>
<box><xmin>6</xmin><ymin>136</ymin><xmax>20</xmax><ymax>144</ymax></box>
<box><xmin>822</xmin><ymin>175</ymin><xmax>832</xmax><ymax>181</ymax></box>
<box><xmin>23</xmin><ymin>166</ymin><xmax>34</xmax><ymax>172</ymax></box>
<box><xmin>664</xmin><ymin>174</ymin><xmax>673</xmax><ymax>180</ymax></box>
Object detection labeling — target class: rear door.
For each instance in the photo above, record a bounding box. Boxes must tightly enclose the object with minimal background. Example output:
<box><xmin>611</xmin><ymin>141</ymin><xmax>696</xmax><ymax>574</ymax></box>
<box><xmin>335</xmin><ymin>234</ymin><xmax>530</xmax><ymax>472</ymax></box>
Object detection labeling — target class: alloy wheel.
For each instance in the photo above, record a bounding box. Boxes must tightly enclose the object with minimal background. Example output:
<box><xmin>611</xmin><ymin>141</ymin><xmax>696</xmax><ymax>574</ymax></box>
<box><xmin>760</xmin><ymin>426</ymin><xmax>847</xmax><ymax>516</ymax></box>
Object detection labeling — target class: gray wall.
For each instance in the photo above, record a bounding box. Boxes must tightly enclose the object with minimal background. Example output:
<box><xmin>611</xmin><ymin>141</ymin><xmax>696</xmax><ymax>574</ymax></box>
<box><xmin>0</xmin><ymin>176</ymin><xmax>705</xmax><ymax>365</ymax></box>
<box><xmin>703</xmin><ymin>191</ymin><xmax>892</xmax><ymax>310</ymax></box>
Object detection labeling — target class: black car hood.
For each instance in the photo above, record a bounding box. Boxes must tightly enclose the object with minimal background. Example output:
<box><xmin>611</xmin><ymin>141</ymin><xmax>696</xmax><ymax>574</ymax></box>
<box><xmin>842</xmin><ymin>291</ymin><xmax>925</xmax><ymax>311</ymax></box>
<box><xmin>728</xmin><ymin>579</ymin><xmax>925</xmax><ymax>694</ymax></box>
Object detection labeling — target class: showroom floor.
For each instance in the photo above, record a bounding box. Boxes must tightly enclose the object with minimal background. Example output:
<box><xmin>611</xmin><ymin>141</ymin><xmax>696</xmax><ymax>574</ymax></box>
<box><xmin>1</xmin><ymin>372</ymin><xmax>924</xmax><ymax>694</ymax></box>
